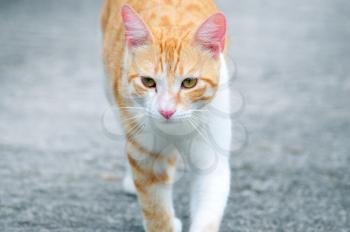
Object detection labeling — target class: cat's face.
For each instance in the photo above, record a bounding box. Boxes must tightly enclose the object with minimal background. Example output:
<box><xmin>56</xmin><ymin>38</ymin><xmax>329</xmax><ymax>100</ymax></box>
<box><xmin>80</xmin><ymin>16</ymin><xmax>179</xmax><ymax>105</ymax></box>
<box><xmin>122</xmin><ymin>5</ymin><xmax>226</xmax><ymax>123</ymax></box>
<box><xmin>127</xmin><ymin>43</ymin><xmax>221</xmax><ymax>123</ymax></box>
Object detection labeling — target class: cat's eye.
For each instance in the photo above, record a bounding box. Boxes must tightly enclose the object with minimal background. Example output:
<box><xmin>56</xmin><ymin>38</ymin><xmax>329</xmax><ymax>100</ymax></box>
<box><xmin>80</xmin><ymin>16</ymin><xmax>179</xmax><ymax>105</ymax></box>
<box><xmin>141</xmin><ymin>77</ymin><xmax>156</xmax><ymax>88</ymax></box>
<box><xmin>181</xmin><ymin>78</ymin><xmax>198</xmax><ymax>89</ymax></box>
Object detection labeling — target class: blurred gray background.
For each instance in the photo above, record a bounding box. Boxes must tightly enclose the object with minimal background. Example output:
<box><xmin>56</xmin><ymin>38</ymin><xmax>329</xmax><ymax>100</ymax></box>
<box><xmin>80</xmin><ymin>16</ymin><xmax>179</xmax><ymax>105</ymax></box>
<box><xmin>1</xmin><ymin>0</ymin><xmax>350</xmax><ymax>231</ymax></box>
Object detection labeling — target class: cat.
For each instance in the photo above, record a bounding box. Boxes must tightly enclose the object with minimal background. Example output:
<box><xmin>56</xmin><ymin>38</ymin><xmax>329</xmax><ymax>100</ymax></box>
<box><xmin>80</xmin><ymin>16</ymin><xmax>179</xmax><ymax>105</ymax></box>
<box><xmin>101</xmin><ymin>0</ymin><xmax>232</xmax><ymax>231</ymax></box>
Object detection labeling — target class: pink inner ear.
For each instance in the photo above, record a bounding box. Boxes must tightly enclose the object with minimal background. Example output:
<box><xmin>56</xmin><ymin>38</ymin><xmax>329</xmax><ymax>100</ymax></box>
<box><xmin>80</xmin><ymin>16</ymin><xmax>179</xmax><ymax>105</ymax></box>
<box><xmin>121</xmin><ymin>5</ymin><xmax>151</xmax><ymax>48</ymax></box>
<box><xmin>195</xmin><ymin>13</ymin><xmax>227</xmax><ymax>56</ymax></box>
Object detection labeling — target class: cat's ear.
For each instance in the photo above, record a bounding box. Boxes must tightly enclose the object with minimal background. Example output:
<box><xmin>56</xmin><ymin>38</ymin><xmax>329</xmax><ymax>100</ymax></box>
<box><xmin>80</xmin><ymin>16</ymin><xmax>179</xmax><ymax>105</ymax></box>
<box><xmin>121</xmin><ymin>5</ymin><xmax>153</xmax><ymax>49</ymax></box>
<box><xmin>194</xmin><ymin>12</ymin><xmax>227</xmax><ymax>58</ymax></box>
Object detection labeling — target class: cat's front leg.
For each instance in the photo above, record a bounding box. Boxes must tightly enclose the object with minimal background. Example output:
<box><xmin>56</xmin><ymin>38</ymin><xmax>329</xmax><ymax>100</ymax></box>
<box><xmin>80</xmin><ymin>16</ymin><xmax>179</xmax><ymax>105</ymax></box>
<box><xmin>127</xmin><ymin>141</ymin><xmax>181</xmax><ymax>232</ymax></box>
<box><xmin>122</xmin><ymin>159</ymin><xmax>137</xmax><ymax>195</ymax></box>
<box><xmin>188</xmin><ymin>141</ymin><xmax>231</xmax><ymax>232</ymax></box>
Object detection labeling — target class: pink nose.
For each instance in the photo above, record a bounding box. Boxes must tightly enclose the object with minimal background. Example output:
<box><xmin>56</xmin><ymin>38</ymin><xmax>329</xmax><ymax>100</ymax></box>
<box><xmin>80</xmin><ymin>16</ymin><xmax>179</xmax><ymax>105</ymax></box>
<box><xmin>159</xmin><ymin>110</ymin><xmax>176</xmax><ymax>120</ymax></box>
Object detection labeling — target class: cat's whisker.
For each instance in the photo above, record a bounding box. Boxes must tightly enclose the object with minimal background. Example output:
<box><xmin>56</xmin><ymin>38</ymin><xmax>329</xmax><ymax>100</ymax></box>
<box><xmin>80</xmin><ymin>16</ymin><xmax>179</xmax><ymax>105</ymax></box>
<box><xmin>189</xmin><ymin>119</ymin><xmax>206</xmax><ymax>140</ymax></box>
<box><xmin>119</xmin><ymin>105</ymin><xmax>145</xmax><ymax>109</ymax></box>
<box><xmin>191</xmin><ymin>109</ymin><xmax>209</xmax><ymax>112</ymax></box>
<box><xmin>122</xmin><ymin>114</ymin><xmax>145</xmax><ymax>124</ymax></box>
<box><xmin>127</xmin><ymin>123</ymin><xmax>145</xmax><ymax>138</ymax></box>
<box><xmin>120</xmin><ymin>108</ymin><xmax>144</xmax><ymax>110</ymax></box>
<box><xmin>120</xmin><ymin>106</ymin><xmax>145</xmax><ymax>109</ymax></box>
<box><xmin>127</xmin><ymin>125</ymin><xmax>138</xmax><ymax>137</ymax></box>
<box><xmin>192</xmin><ymin>113</ymin><xmax>210</xmax><ymax>125</ymax></box>
<box><xmin>190</xmin><ymin>117</ymin><xmax>205</xmax><ymax>130</ymax></box>
<box><xmin>123</xmin><ymin>113</ymin><xmax>145</xmax><ymax>119</ymax></box>
<box><xmin>188</xmin><ymin>119</ymin><xmax>211</xmax><ymax>145</ymax></box>
<box><xmin>132</xmin><ymin>124</ymin><xmax>145</xmax><ymax>136</ymax></box>
<box><xmin>126</xmin><ymin>123</ymin><xmax>141</xmax><ymax>137</ymax></box>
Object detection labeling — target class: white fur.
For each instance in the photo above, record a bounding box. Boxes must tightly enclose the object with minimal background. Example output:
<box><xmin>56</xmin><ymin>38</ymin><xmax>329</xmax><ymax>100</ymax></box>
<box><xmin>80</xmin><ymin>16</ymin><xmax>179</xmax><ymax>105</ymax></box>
<box><xmin>188</xmin><ymin>54</ymin><xmax>231</xmax><ymax>232</ymax></box>
<box><xmin>110</xmin><ymin>51</ymin><xmax>231</xmax><ymax>232</ymax></box>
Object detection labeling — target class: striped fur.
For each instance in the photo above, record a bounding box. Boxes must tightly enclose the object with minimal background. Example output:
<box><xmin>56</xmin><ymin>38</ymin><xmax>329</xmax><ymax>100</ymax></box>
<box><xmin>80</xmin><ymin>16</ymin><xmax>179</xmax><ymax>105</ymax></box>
<box><xmin>102</xmin><ymin>1</ymin><xmax>231</xmax><ymax>231</ymax></box>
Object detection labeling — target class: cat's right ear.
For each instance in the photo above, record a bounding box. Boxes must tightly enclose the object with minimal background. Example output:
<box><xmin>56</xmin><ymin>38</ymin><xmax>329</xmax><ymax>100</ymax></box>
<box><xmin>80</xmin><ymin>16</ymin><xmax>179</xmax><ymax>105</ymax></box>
<box><xmin>194</xmin><ymin>12</ymin><xmax>227</xmax><ymax>58</ymax></box>
<box><xmin>121</xmin><ymin>5</ymin><xmax>153</xmax><ymax>49</ymax></box>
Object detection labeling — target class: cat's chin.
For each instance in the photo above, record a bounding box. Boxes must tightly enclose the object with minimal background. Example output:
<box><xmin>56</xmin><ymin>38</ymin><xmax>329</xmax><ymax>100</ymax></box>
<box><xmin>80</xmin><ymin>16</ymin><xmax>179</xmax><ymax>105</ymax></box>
<box><xmin>159</xmin><ymin>118</ymin><xmax>185</xmax><ymax>124</ymax></box>
<box><xmin>151</xmin><ymin>118</ymin><xmax>185</xmax><ymax>127</ymax></box>
<box><xmin>149</xmin><ymin>118</ymin><xmax>196</xmax><ymax>137</ymax></box>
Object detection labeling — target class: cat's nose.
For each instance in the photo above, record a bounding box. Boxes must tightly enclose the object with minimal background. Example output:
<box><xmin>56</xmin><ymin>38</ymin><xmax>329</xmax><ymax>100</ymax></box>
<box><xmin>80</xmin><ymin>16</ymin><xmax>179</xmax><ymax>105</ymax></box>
<box><xmin>159</xmin><ymin>109</ymin><xmax>176</xmax><ymax>120</ymax></box>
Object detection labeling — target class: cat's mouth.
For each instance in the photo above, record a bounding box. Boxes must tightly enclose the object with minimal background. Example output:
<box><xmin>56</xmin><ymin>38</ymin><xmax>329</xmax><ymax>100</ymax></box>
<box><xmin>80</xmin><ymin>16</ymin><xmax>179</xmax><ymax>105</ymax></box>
<box><xmin>148</xmin><ymin>114</ymin><xmax>190</xmax><ymax>124</ymax></box>
<box><xmin>148</xmin><ymin>116</ymin><xmax>197</xmax><ymax>137</ymax></box>
<box><xmin>157</xmin><ymin>117</ymin><xmax>188</xmax><ymax>124</ymax></box>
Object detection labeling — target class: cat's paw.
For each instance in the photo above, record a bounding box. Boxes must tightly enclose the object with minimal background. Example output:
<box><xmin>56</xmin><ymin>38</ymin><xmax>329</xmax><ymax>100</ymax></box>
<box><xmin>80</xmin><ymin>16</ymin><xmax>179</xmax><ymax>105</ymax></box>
<box><xmin>174</xmin><ymin>217</ymin><xmax>182</xmax><ymax>232</ymax></box>
<box><xmin>122</xmin><ymin>175</ymin><xmax>137</xmax><ymax>195</ymax></box>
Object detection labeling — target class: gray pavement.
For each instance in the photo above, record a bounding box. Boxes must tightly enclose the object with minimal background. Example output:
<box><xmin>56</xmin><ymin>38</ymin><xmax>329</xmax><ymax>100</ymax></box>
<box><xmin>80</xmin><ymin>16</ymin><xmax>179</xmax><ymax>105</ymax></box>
<box><xmin>1</xmin><ymin>0</ymin><xmax>350</xmax><ymax>231</ymax></box>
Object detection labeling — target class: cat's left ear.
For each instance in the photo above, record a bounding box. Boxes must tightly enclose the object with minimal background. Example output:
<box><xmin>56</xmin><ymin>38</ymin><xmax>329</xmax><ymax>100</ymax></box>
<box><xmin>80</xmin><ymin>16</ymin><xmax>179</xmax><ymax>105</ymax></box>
<box><xmin>194</xmin><ymin>12</ymin><xmax>227</xmax><ymax>58</ymax></box>
<box><xmin>121</xmin><ymin>5</ymin><xmax>153</xmax><ymax>49</ymax></box>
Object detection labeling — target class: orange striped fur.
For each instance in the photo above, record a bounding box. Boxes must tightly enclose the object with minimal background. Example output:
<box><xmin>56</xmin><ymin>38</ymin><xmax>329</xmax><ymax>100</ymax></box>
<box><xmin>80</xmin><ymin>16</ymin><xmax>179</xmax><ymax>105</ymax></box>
<box><xmin>101</xmin><ymin>1</ymin><xmax>228</xmax><ymax>231</ymax></box>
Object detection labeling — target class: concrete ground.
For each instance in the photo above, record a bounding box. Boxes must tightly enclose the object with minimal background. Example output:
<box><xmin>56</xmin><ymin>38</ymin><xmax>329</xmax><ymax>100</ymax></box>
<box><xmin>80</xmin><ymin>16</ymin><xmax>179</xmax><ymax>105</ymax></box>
<box><xmin>0</xmin><ymin>0</ymin><xmax>350</xmax><ymax>231</ymax></box>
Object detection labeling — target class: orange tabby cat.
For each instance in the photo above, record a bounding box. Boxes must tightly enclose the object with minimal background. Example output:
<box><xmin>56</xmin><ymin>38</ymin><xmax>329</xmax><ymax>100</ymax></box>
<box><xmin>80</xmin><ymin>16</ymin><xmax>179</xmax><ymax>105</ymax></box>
<box><xmin>101</xmin><ymin>1</ymin><xmax>231</xmax><ymax>231</ymax></box>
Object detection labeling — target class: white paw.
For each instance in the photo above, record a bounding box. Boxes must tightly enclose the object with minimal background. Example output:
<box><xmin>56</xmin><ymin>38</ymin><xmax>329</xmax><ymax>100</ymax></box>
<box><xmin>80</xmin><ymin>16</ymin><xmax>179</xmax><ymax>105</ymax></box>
<box><xmin>174</xmin><ymin>217</ymin><xmax>182</xmax><ymax>232</ymax></box>
<box><xmin>122</xmin><ymin>175</ymin><xmax>137</xmax><ymax>195</ymax></box>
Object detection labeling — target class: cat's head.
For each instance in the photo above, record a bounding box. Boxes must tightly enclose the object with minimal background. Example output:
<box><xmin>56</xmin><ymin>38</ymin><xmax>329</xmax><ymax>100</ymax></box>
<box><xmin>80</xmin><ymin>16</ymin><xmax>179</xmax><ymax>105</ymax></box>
<box><xmin>121</xmin><ymin>5</ymin><xmax>226</xmax><ymax>124</ymax></box>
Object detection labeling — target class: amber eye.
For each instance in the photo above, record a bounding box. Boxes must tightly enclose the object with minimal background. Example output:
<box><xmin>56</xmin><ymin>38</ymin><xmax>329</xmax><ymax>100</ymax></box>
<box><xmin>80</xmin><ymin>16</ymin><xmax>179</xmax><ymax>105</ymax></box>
<box><xmin>141</xmin><ymin>77</ymin><xmax>156</xmax><ymax>88</ymax></box>
<box><xmin>181</xmin><ymin>78</ymin><xmax>198</xmax><ymax>89</ymax></box>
